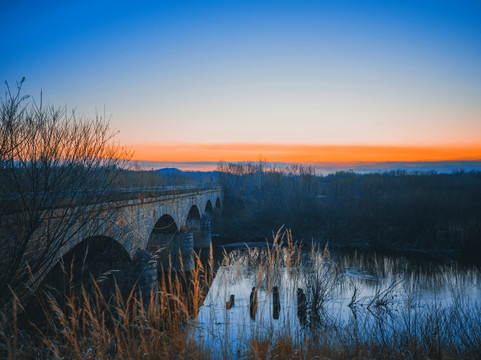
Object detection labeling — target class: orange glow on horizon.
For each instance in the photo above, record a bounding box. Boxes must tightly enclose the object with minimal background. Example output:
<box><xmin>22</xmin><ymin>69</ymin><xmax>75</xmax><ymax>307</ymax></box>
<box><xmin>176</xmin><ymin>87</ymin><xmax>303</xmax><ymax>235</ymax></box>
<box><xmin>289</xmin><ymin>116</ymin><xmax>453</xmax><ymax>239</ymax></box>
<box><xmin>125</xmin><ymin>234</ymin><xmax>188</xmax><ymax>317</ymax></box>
<box><xmin>129</xmin><ymin>143</ymin><xmax>481</xmax><ymax>164</ymax></box>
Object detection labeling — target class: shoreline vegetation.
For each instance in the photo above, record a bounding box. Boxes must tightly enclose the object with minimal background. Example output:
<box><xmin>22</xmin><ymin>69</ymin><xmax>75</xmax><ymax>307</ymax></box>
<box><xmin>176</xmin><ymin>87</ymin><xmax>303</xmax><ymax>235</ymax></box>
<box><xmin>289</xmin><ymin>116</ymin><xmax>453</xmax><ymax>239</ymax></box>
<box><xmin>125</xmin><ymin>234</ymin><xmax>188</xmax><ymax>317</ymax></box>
<box><xmin>2</xmin><ymin>232</ymin><xmax>480</xmax><ymax>359</ymax></box>
<box><xmin>215</xmin><ymin>161</ymin><xmax>481</xmax><ymax>263</ymax></box>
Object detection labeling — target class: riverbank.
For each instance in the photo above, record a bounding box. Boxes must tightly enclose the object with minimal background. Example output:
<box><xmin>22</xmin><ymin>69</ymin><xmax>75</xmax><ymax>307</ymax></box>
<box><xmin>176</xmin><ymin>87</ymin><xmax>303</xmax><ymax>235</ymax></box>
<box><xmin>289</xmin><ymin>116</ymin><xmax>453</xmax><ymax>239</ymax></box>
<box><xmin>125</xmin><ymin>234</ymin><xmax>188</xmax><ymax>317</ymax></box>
<box><xmin>3</xmin><ymin>232</ymin><xmax>480</xmax><ymax>359</ymax></box>
<box><xmin>213</xmin><ymin>234</ymin><xmax>479</xmax><ymax>266</ymax></box>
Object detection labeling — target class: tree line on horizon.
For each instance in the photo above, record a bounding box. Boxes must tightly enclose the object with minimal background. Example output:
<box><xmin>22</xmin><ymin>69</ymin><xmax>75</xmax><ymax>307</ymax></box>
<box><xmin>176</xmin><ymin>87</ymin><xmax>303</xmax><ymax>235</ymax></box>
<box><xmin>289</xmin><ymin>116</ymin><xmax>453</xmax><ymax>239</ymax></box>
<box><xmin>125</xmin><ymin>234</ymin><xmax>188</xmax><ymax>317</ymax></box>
<box><xmin>216</xmin><ymin>161</ymin><xmax>481</xmax><ymax>260</ymax></box>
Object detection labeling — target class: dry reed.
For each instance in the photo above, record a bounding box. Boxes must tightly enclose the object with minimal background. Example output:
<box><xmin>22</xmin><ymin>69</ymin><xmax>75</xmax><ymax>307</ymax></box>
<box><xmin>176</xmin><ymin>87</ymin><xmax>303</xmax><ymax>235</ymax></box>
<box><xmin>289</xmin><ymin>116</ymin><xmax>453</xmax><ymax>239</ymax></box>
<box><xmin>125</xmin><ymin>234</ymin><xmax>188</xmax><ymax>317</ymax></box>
<box><xmin>1</xmin><ymin>230</ymin><xmax>480</xmax><ymax>359</ymax></box>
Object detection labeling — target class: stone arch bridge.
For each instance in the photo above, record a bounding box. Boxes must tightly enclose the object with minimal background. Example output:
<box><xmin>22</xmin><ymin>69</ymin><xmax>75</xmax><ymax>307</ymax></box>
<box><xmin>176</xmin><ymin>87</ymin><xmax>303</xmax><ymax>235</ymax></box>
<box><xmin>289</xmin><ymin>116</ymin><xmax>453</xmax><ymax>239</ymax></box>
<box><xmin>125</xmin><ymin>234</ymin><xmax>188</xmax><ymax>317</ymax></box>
<box><xmin>2</xmin><ymin>186</ymin><xmax>223</xmax><ymax>295</ymax></box>
<box><xmin>65</xmin><ymin>186</ymin><xmax>223</xmax><ymax>270</ymax></box>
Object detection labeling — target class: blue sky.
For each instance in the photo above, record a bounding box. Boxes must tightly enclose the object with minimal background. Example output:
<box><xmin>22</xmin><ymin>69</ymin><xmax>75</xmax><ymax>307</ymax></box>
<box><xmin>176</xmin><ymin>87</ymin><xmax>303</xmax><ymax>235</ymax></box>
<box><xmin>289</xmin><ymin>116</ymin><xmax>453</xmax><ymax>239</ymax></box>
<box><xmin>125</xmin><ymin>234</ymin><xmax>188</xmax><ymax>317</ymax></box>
<box><xmin>1</xmin><ymin>0</ymin><xmax>481</xmax><ymax>167</ymax></box>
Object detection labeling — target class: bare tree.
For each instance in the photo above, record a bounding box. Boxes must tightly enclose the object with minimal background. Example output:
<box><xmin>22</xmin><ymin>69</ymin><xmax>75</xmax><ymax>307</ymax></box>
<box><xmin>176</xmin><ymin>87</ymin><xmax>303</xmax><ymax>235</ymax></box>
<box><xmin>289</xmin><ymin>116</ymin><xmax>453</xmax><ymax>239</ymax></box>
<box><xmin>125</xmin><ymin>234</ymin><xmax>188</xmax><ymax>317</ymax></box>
<box><xmin>0</xmin><ymin>80</ymin><xmax>131</xmax><ymax>310</ymax></box>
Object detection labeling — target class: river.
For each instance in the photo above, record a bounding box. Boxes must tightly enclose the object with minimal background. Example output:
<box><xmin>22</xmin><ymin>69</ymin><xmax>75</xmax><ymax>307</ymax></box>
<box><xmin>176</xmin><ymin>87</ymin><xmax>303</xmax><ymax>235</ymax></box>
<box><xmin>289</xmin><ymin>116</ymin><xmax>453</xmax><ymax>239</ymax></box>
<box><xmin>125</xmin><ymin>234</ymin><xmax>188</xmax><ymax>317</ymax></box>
<box><xmin>192</xmin><ymin>243</ymin><xmax>481</xmax><ymax>354</ymax></box>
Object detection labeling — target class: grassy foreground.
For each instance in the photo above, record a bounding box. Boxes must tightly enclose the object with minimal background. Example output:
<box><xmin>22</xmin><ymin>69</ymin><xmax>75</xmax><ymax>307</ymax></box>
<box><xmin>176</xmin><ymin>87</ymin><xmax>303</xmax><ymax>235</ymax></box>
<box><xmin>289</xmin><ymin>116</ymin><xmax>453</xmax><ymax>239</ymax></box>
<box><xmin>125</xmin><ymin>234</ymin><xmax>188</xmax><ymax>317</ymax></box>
<box><xmin>1</xmin><ymin>232</ymin><xmax>480</xmax><ymax>359</ymax></box>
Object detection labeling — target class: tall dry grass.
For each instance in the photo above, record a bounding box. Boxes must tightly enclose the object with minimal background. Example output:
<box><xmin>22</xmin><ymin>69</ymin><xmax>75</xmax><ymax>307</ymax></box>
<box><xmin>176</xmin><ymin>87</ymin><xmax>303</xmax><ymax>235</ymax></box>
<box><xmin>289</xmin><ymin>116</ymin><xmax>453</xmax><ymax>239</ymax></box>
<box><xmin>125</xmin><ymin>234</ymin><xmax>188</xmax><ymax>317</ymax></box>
<box><xmin>1</xmin><ymin>230</ymin><xmax>481</xmax><ymax>359</ymax></box>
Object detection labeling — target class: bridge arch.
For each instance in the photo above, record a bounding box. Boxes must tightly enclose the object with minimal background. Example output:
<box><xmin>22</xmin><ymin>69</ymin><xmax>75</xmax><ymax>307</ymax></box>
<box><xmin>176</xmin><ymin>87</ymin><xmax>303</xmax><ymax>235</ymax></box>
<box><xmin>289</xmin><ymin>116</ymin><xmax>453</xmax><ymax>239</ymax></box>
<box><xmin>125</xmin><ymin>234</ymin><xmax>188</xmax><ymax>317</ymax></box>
<box><xmin>152</xmin><ymin>214</ymin><xmax>179</xmax><ymax>234</ymax></box>
<box><xmin>21</xmin><ymin>236</ymin><xmax>135</xmax><ymax>329</ymax></box>
<box><xmin>41</xmin><ymin>235</ymin><xmax>134</xmax><ymax>295</ymax></box>
<box><xmin>185</xmin><ymin>203</ymin><xmax>211</xmax><ymax>249</ymax></box>
<box><xmin>187</xmin><ymin>205</ymin><xmax>201</xmax><ymax>221</ymax></box>
<box><xmin>215</xmin><ymin>197</ymin><xmax>221</xmax><ymax>210</ymax></box>
<box><xmin>146</xmin><ymin>214</ymin><xmax>179</xmax><ymax>270</ymax></box>
<box><xmin>205</xmin><ymin>200</ymin><xmax>213</xmax><ymax>213</ymax></box>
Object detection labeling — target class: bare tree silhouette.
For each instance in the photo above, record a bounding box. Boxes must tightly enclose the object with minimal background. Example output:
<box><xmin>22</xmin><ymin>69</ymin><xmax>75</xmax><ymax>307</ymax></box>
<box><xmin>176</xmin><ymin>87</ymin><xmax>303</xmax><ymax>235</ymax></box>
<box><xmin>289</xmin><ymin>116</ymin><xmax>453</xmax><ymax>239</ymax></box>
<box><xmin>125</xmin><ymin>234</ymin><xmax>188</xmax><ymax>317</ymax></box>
<box><xmin>0</xmin><ymin>79</ymin><xmax>131</xmax><ymax>310</ymax></box>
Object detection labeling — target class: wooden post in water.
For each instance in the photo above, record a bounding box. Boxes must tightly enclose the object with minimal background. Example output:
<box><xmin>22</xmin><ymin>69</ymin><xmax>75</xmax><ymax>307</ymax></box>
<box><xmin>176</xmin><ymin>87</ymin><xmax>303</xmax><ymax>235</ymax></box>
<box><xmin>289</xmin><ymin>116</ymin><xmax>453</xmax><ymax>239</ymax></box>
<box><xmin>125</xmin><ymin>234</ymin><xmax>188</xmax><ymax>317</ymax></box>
<box><xmin>273</xmin><ymin>286</ymin><xmax>280</xmax><ymax>319</ymax></box>
<box><xmin>249</xmin><ymin>287</ymin><xmax>258</xmax><ymax>320</ymax></box>
<box><xmin>297</xmin><ymin>288</ymin><xmax>307</xmax><ymax>325</ymax></box>
<box><xmin>226</xmin><ymin>294</ymin><xmax>235</xmax><ymax>309</ymax></box>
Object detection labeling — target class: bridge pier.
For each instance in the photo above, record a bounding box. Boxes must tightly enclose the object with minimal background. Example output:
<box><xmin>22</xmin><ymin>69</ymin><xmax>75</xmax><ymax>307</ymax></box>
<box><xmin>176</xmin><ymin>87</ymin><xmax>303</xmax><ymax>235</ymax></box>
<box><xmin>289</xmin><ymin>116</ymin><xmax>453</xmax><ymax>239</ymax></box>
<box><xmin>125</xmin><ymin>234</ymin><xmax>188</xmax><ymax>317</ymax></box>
<box><xmin>174</xmin><ymin>231</ymin><xmax>195</xmax><ymax>271</ymax></box>
<box><xmin>133</xmin><ymin>249</ymin><xmax>158</xmax><ymax>300</ymax></box>
<box><xmin>147</xmin><ymin>231</ymin><xmax>195</xmax><ymax>272</ymax></box>
<box><xmin>147</xmin><ymin>232</ymin><xmax>174</xmax><ymax>270</ymax></box>
<box><xmin>186</xmin><ymin>214</ymin><xmax>212</xmax><ymax>249</ymax></box>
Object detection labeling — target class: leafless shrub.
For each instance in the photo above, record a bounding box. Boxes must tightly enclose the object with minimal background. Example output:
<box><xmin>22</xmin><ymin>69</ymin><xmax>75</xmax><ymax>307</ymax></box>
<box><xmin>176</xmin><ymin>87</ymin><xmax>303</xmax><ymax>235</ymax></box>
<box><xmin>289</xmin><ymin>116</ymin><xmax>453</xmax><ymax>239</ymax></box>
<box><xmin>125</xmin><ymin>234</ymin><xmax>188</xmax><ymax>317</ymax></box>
<box><xmin>0</xmin><ymin>80</ymin><xmax>131</xmax><ymax>312</ymax></box>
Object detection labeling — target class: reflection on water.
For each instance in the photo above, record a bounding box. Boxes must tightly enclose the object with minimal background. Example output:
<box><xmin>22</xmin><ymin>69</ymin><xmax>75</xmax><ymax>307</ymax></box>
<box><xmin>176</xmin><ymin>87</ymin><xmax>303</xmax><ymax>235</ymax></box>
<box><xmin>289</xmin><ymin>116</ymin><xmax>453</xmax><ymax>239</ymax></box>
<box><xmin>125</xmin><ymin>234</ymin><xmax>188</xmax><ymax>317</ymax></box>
<box><xmin>192</xmin><ymin>246</ymin><xmax>481</xmax><ymax>353</ymax></box>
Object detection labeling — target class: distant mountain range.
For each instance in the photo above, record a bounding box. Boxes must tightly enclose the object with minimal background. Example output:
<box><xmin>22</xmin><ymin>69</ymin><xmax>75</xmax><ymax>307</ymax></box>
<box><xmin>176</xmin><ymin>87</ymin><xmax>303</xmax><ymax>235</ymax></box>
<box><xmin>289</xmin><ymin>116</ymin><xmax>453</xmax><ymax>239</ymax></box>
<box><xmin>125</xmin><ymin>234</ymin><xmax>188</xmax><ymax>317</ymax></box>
<box><xmin>155</xmin><ymin>167</ymin><xmax>183</xmax><ymax>174</ymax></box>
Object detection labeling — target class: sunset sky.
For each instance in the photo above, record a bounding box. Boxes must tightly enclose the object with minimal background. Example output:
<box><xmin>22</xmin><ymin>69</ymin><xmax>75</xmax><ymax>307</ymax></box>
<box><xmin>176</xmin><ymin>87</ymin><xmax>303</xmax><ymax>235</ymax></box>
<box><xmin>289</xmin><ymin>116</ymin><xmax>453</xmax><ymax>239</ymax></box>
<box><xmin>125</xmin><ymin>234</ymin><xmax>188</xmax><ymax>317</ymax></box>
<box><xmin>2</xmin><ymin>0</ymin><xmax>481</xmax><ymax>170</ymax></box>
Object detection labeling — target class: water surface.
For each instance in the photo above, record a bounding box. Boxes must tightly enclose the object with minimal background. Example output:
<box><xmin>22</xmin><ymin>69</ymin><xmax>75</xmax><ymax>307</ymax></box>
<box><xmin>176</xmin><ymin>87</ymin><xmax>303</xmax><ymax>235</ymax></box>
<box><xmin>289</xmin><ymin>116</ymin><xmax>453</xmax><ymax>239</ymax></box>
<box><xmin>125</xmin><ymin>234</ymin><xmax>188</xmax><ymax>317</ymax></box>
<box><xmin>193</xmin><ymin>246</ymin><xmax>481</xmax><ymax>353</ymax></box>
